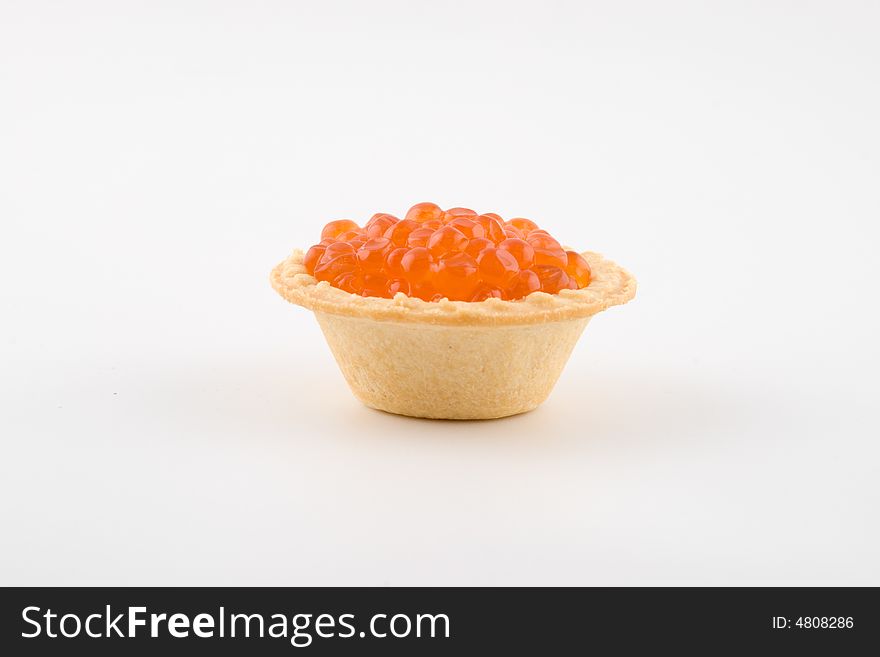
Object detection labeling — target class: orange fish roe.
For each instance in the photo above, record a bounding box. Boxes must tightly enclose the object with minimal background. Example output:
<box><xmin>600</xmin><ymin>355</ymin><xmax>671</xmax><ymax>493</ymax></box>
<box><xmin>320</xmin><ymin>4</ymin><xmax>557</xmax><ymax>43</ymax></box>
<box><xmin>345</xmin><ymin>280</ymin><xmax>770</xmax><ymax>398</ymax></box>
<box><xmin>305</xmin><ymin>203</ymin><xmax>592</xmax><ymax>301</ymax></box>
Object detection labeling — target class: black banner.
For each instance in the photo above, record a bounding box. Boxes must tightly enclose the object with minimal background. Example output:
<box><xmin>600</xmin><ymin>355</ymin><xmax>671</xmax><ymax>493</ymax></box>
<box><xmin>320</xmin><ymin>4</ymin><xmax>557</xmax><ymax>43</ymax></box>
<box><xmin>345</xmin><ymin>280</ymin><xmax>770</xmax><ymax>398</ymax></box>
<box><xmin>1</xmin><ymin>587</ymin><xmax>876</xmax><ymax>654</ymax></box>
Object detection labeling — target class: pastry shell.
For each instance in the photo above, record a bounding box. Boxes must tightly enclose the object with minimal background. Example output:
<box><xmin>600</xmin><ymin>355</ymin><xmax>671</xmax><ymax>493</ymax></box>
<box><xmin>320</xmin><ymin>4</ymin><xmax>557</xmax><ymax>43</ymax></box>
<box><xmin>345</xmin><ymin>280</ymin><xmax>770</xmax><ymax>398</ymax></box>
<box><xmin>271</xmin><ymin>250</ymin><xmax>635</xmax><ymax>419</ymax></box>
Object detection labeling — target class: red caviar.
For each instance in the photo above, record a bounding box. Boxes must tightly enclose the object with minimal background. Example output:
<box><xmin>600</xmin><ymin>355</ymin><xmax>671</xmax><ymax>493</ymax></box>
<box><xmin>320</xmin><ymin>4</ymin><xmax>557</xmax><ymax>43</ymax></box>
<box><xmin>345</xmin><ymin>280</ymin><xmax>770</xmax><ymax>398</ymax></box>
<box><xmin>305</xmin><ymin>203</ymin><xmax>592</xmax><ymax>300</ymax></box>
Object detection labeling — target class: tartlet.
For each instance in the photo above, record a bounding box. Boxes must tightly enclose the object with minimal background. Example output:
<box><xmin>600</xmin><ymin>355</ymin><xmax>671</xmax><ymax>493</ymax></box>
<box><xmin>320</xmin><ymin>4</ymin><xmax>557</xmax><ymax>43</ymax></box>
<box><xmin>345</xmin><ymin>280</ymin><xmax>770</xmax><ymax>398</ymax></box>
<box><xmin>270</xmin><ymin>204</ymin><xmax>636</xmax><ymax>420</ymax></box>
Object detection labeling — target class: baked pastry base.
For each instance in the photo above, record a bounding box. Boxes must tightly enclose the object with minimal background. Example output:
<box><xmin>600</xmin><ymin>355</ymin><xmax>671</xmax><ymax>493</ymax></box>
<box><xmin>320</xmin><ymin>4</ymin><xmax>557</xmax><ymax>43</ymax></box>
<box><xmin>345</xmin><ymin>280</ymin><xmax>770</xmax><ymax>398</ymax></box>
<box><xmin>271</xmin><ymin>249</ymin><xmax>635</xmax><ymax>419</ymax></box>
<box><xmin>316</xmin><ymin>312</ymin><xmax>590</xmax><ymax>420</ymax></box>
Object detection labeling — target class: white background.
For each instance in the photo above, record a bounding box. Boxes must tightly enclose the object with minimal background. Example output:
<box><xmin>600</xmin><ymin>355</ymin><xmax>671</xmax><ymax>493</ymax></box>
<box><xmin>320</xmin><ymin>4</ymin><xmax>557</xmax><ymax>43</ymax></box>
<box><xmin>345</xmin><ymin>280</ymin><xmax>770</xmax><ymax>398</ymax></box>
<box><xmin>1</xmin><ymin>1</ymin><xmax>878</xmax><ymax>585</ymax></box>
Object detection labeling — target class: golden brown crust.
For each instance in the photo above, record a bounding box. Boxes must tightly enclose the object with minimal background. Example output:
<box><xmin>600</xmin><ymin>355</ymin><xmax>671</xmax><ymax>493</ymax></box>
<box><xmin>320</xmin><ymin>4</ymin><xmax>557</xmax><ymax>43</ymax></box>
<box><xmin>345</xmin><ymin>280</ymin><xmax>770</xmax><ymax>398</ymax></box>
<box><xmin>270</xmin><ymin>249</ymin><xmax>636</xmax><ymax>326</ymax></box>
